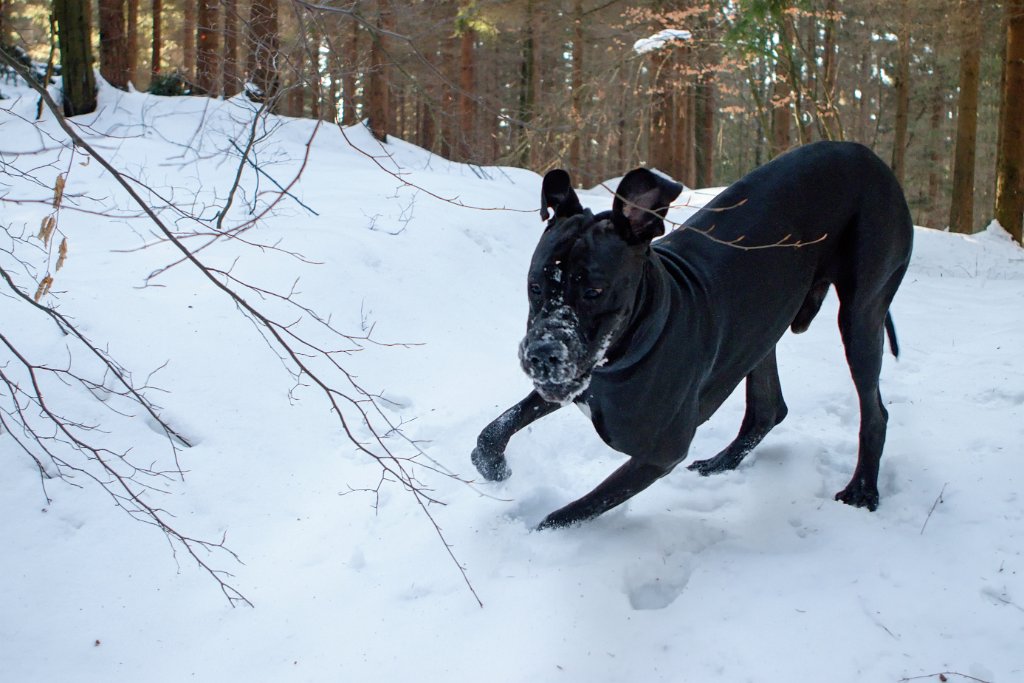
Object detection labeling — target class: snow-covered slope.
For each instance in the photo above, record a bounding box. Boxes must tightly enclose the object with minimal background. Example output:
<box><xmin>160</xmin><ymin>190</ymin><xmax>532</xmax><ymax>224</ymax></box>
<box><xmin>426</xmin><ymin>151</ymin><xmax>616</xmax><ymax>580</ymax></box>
<box><xmin>2</xmin><ymin>82</ymin><xmax>1022</xmax><ymax>683</ymax></box>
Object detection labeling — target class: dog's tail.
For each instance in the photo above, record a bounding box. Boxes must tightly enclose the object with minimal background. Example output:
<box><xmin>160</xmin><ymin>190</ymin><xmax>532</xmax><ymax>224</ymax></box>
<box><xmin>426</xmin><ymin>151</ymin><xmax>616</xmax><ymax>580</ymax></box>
<box><xmin>885</xmin><ymin>311</ymin><xmax>900</xmax><ymax>358</ymax></box>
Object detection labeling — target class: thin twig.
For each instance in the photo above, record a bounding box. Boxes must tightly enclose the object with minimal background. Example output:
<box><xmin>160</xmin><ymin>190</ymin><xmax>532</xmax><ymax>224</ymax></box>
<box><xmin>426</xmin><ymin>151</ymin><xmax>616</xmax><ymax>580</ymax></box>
<box><xmin>920</xmin><ymin>482</ymin><xmax>948</xmax><ymax>535</ymax></box>
<box><xmin>899</xmin><ymin>672</ymin><xmax>992</xmax><ymax>683</ymax></box>
<box><xmin>596</xmin><ymin>180</ymin><xmax>828</xmax><ymax>251</ymax></box>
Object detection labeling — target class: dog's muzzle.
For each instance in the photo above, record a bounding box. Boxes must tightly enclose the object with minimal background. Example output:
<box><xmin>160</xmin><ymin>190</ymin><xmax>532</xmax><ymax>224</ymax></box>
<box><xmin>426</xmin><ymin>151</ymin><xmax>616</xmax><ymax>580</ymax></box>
<box><xmin>519</xmin><ymin>306</ymin><xmax>591</xmax><ymax>404</ymax></box>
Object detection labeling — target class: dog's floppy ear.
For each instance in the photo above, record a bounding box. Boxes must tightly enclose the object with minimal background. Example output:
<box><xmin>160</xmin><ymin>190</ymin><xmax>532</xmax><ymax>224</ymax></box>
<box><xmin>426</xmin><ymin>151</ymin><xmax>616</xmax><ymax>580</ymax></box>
<box><xmin>540</xmin><ymin>169</ymin><xmax>584</xmax><ymax>221</ymax></box>
<box><xmin>612</xmin><ymin>169</ymin><xmax>683</xmax><ymax>243</ymax></box>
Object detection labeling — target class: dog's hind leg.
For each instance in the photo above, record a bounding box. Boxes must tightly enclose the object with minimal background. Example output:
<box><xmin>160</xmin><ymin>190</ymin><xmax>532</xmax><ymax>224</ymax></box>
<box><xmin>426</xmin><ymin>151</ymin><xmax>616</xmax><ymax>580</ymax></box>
<box><xmin>472</xmin><ymin>391</ymin><xmax>561</xmax><ymax>481</ymax></box>
<box><xmin>832</xmin><ymin>295</ymin><xmax>891</xmax><ymax>511</ymax></box>
<box><xmin>688</xmin><ymin>347</ymin><xmax>788</xmax><ymax>476</ymax></box>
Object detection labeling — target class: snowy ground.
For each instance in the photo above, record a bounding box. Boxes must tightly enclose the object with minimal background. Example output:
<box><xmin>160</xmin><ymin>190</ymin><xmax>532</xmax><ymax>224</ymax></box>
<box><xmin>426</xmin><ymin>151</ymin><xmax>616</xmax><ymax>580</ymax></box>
<box><xmin>2</xmin><ymin>82</ymin><xmax>1023</xmax><ymax>683</ymax></box>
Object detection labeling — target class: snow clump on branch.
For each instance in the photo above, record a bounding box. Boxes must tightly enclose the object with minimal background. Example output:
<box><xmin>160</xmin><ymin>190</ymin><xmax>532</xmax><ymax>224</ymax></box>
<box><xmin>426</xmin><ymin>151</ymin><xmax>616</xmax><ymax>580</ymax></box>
<box><xmin>633</xmin><ymin>29</ymin><xmax>692</xmax><ymax>55</ymax></box>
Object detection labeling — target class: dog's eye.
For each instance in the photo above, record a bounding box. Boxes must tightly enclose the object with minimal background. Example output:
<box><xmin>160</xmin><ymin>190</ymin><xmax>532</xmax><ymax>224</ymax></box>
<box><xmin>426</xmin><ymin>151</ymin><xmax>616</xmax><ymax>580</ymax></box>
<box><xmin>529</xmin><ymin>283</ymin><xmax>542</xmax><ymax>295</ymax></box>
<box><xmin>583</xmin><ymin>288</ymin><xmax>604</xmax><ymax>300</ymax></box>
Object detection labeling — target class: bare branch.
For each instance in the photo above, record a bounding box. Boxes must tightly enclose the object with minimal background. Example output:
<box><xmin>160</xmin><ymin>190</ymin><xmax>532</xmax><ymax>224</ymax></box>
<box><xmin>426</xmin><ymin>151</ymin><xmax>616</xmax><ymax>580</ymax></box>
<box><xmin>1</xmin><ymin>47</ymin><xmax>483</xmax><ymax>607</ymax></box>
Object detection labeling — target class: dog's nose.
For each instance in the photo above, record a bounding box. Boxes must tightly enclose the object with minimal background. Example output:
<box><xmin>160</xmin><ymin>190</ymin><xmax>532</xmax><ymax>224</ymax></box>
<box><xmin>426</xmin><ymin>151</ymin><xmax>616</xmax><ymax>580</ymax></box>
<box><xmin>524</xmin><ymin>339</ymin><xmax>569</xmax><ymax>377</ymax></box>
<box><xmin>528</xmin><ymin>341</ymin><xmax>565</xmax><ymax>367</ymax></box>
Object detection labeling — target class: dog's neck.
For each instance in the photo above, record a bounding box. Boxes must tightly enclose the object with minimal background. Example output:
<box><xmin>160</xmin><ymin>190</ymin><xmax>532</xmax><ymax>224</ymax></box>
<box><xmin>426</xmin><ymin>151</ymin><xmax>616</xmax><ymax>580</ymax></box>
<box><xmin>598</xmin><ymin>250</ymin><xmax>678</xmax><ymax>373</ymax></box>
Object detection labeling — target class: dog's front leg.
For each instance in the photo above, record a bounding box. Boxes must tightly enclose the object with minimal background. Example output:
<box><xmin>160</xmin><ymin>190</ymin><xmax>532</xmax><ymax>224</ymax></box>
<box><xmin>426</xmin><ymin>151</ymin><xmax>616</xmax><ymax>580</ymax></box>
<box><xmin>472</xmin><ymin>391</ymin><xmax>561</xmax><ymax>481</ymax></box>
<box><xmin>537</xmin><ymin>459</ymin><xmax>669</xmax><ymax>530</ymax></box>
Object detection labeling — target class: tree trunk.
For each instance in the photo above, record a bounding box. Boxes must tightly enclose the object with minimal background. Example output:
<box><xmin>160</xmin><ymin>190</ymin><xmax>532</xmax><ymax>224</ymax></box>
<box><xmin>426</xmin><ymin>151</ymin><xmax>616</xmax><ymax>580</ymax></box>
<box><xmin>286</xmin><ymin>70</ymin><xmax>304</xmax><ymax>116</ymax></box>
<box><xmin>1</xmin><ymin>0</ymin><xmax>11</xmax><ymax>45</ymax></box>
<box><xmin>439</xmin><ymin>4</ymin><xmax>457</xmax><ymax>159</ymax></box>
<box><xmin>366</xmin><ymin>0</ymin><xmax>392</xmax><ymax>141</ymax></box>
<box><xmin>341</xmin><ymin>17</ymin><xmax>359</xmax><ymax>125</ymax></box>
<box><xmin>995</xmin><ymin>5</ymin><xmax>1009</xmax><ymax>195</ymax></box>
<box><xmin>671</xmin><ymin>83</ymin><xmax>685</xmax><ymax>180</ymax></box>
<box><xmin>308</xmin><ymin>20</ymin><xmax>322</xmax><ymax>120</ymax></box>
<box><xmin>151</xmin><ymin>0</ymin><xmax>161</xmax><ymax>77</ymax></box>
<box><xmin>781</xmin><ymin>10</ymin><xmax>810</xmax><ymax>145</ymax></box>
<box><xmin>803</xmin><ymin>10</ymin><xmax>816</xmax><ymax>103</ymax></box>
<box><xmin>99</xmin><ymin>0</ymin><xmax>130</xmax><ymax>90</ymax></box>
<box><xmin>617</xmin><ymin>88</ymin><xmax>627</xmax><ymax>176</ymax></box>
<box><xmin>569</xmin><ymin>0</ymin><xmax>583</xmax><ymax>180</ymax></box>
<box><xmin>126</xmin><ymin>0</ymin><xmax>138</xmax><ymax>85</ymax></box>
<box><xmin>457</xmin><ymin>22</ymin><xmax>476</xmax><ymax>160</ymax></box>
<box><xmin>927</xmin><ymin>85</ymin><xmax>944</xmax><ymax>228</ymax></box>
<box><xmin>695</xmin><ymin>72</ymin><xmax>714</xmax><ymax>187</ymax></box>
<box><xmin>526</xmin><ymin>1</ymin><xmax>542</xmax><ymax>169</ymax></box>
<box><xmin>649</xmin><ymin>49</ymin><xmax>674</xmax><ymax>175</ymax></box>
<box><xmin>246</xmin><ymin>0</ymin><xmax>279</xmax><ymax>104</ymax></box>
<box><xmin>820</xmin><ymin>0</ymin><xmax>841</xmax><ymax>140</ymax></box>
<box><xmin>770</xmin><ymin>51</ymin><xmax>791</xmax><ymax>157</ymax></box>
<box><xmin>414</xmin><ymin>96</ymin><xmax>428</xmax><ymax>149</ymax></box>
<box><xmin>489</xmin><ymin>37</ymin><xmax>501</xmax><ymax>161</ymax></box>
<box><xmin>195</xmin><ymin>0</ymin><xmax>219</xmax><ymax>95</ymax></box>
<box><xmin>948</xmin><ymin>0</ymin><xmax>982</xmax><ymax>234</ymax></box>
<box><xmin>53</xmin><ymin>0</ymin><xmax>97</xmax><ymax>115</ymax></box>
<box><xmin>684</xmin><ymin>76</ymin><xmax>697</xmax><ymax>186</ymax></box>
<box><xmin>515</xmin><ymin>0</ymin><xmax>536</xmax><ymax>167</ymax></box>
<box><xmin>856</xmin><ymin>50</ymin><xmax>870</xmax><ymax>144</ymax></box>
<box><xmin>182</xmin><ymin>0</ymin><xmax>196</xmax><ymax>82</ymax></box>
<box><xmin>222</xmin><ymin>0</ymin><xmax>239</xmax><ymax>95</ymax></box>
<box><xmin>395</xmin><ymin>86</ymin><xmax>406</xmax><ymax>139</ymax></box>
<box><xmin>891</xmin><ymin>0</ymin><xmax>911</xmax><ymax>186</ymax></box>
<box><xmin>995</xmin><ymin>0</ymin><xmax>1024</xmax><ymax>244</ymax></box>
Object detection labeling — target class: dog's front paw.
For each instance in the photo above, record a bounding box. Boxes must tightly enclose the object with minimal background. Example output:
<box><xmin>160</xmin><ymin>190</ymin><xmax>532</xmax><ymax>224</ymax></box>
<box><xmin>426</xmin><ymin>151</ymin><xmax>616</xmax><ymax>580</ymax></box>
<box><xmin>536</xmin><ymin>507</ymin><xmax>589</xmax><ymax>531</ymax></box>
<box><xmin>536</xmin><ymin>512</ymin><xmax>574</xmax><ymax>531</ymax></box>
<box><xmin>834</xmin><ymin>478</ymin><xmax>879</xmax><ymax>511</ymax></box>
<box><xmin>471</xmin><ymin>445</ymin><xmax>511</xmax><ymax>481</ymax></box>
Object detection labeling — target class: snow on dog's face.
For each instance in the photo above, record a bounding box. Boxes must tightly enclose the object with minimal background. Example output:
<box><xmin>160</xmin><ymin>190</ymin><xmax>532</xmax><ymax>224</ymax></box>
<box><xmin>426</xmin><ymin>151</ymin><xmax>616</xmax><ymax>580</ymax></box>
<box><xmin>519</xmin><ymin>169</ymin><xmax>683</xmax><ymax>405</ymax></box>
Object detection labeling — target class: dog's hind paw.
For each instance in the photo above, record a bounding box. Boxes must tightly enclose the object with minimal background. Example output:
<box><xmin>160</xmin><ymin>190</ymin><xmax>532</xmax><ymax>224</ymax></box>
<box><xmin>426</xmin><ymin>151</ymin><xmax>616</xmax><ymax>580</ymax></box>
<box><xmin>471</xmin><ymin>445</ymin><xmax>512</xmax><ymax>482</ymax></box>
<box><xmin>834</xmin><ymin>479</ymin><xmax>879</xmax><ymax>511</ymax></box>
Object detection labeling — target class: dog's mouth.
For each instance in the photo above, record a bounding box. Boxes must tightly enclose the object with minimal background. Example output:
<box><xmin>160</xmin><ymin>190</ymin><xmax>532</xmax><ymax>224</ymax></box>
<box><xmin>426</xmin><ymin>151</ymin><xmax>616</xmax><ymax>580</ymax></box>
<box><xmin>519</xmin><ymin>337</ymin><xmax>592</xmax><ymax>405</ymax></box>
<box><xmin>531</xmin><ymin>374</ymin><xmax>592</xmax><ymax>405</ymax></box>
<box><xmin>519</xmin><ymin>309</ymin><xmax>605</xmax><ymax>405</ymax></box>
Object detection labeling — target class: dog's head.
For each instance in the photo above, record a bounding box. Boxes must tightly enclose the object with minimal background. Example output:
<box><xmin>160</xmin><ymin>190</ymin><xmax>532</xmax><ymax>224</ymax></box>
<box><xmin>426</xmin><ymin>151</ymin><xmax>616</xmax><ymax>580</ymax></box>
<box><xmin>519</xmin><ymin>168</ymin><xmax>683</xmax><ymax>404</ymax></box>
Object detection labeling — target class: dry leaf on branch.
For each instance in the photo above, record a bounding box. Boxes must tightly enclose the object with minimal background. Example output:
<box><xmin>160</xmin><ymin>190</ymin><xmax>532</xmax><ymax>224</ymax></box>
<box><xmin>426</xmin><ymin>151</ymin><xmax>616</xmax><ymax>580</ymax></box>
<box><xmin>56</xmin><ymin>237</ymin><xmax>69</xmax><ymax>271</ymax></box>
<box><xmin>53</xmin><ymin>173</ymin><xmax>65</xmax><ymax>208</ymax></box>
<box><xmin>34</xmin><ymin>274</ymin><xmax>53</xmax><ymax>302</ymax></box>
<box><xmin>37</xmin><ymin>215</ymin><xmax>56</xmax><ymax>246</ymax></box>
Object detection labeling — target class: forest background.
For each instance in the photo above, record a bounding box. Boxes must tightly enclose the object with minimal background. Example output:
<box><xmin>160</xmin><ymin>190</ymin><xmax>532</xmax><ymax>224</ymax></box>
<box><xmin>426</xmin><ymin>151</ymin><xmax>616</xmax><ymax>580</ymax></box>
<box><xmin>1</xmin><ymin>0</ymin><xmax>1023</xmax><ymax>241</ymax></box>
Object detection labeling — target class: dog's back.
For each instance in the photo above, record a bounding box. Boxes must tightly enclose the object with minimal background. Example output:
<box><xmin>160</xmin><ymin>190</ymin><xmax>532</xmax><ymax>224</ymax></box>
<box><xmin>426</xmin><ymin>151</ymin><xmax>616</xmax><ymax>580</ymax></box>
<box><xmin>652</xmin><ymin>141</ymin><xmax>913</xmax><ymax>426</ymax></box>
<box><xmin>660</xmin><ymin>142</ymin><xmax>911</xmax><ymax>339</ymax></box>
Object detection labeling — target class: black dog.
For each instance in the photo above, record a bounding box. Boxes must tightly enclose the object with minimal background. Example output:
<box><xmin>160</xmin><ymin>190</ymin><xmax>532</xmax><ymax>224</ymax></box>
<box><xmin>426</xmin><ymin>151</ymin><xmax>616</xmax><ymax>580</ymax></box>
<box><xmin>472</xmin><ymin>141</ymin><xmax>913</xmax><ymax>530</ymax></box>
